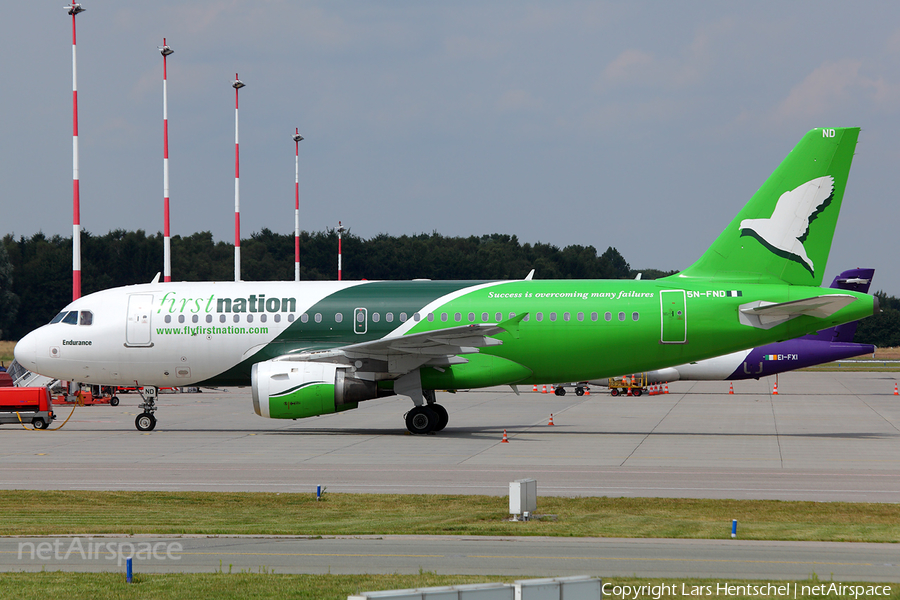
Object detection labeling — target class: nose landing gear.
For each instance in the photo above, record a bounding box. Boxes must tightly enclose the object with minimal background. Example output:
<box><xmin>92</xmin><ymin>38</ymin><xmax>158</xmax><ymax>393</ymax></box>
<box><xmin>135</xmin><ymin>385</ymin><xmax>158</xmax><ymax>431</ymax></box>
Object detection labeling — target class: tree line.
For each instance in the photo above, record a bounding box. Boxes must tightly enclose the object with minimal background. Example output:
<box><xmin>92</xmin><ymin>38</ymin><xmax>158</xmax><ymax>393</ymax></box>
<box><xmin>1</xmin><ymin>229</ymin><xmax>897</xmax><ymax>347</ymax></box>
<box><xmin>0</xmin><ymin>229</ymin><xmax>653</xmax><ymax>340</ymax></box>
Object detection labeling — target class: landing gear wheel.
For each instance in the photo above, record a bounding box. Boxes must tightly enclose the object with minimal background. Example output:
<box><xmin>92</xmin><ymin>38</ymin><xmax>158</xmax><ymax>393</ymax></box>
<box><xmin>554</xmin><ymin>387</ymin><xmax>566</xmax><ymax>397</ymax></box>
<box><xmin>110</xmin><ymin>396</ymin><xmax>120</xmax><ymax>407</ymax></box>
<box><xmin>32</xmin><ymin>418</ymin><xmax>48</xmax><ymax>430</ymax></box>
<box><xmin>430</xmin><ymin>403</ymin><xmax>449</xmax><ymax>432</ymax></box>
<box><xmin>633</xmin><ymin>388</ymin><xmax>642</xmax><ymax>397</ymax></box>
<box><xmin>575</xmin><ymin>387</ymin><xmax>585</xmax><ymax>397</ymax></box>
<box><xmin>405</xmin><ymin>406</ymin><xmax>438</xmax><ymax>434</ymax></box>
<box><xmin>610</xmin><ymin>389</ymin><xmax>619</xmax><ymax>397</ymax></box>
<box><xmin>135</xmin><ymin>412</ymin><xmax>156</xmax><ymax>432</ymax></box>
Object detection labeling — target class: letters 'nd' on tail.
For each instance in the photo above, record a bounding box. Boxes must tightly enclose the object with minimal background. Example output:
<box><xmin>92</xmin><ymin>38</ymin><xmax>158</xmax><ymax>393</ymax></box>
<box><xmin>675</xmin><ymin>127</ymin><xmax>859</xmax><ymax>286</ymax></box>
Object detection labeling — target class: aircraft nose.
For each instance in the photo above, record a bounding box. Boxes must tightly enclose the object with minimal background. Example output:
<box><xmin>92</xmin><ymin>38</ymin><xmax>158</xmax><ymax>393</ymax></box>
<box><xmin>14</xmin><ymin>331</ymin><xmax>38</xmax><ymax>370</ymax></box>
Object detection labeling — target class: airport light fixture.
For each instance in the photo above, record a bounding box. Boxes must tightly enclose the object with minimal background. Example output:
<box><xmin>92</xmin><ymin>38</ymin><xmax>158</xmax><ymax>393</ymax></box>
<box><xmin>232</xmin><ymin>75</ymin><xmax>245</xmax><ymax>281</ymax></box>
<box><xmin>66</xmin><ymin>2</ymin><xmax>86</xmax><ymax>300</ymax></box>
<box><xmin>160</xmin><ymin>39</ymin><xmax>174</xmax><ymax>282</ymax></box>
<box><xmin>337</xmin><ymin>221</ymin><xmax>346</xmax><ymax>281</ymax></box>
<box><xmin>293</xmin><ymin>129</ymin><xmax>304</xmax><ymax>281</ymax></box>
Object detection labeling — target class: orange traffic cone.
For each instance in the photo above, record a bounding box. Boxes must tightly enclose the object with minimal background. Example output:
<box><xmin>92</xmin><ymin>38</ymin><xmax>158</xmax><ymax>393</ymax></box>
<box><xmin>542</xmin><ymin>385</ymin><xmax>547</xmax><ymax>394</ymax></box>
<box><xmin>894</xmin><ymin>383</ymin><xmax>898</xmax><ymax>396</ymax></box>
<box><xmin>729</xmin><ymin>382</ymin><xmax>734</xmax><ymax>395</ymax></box>
<box><xmin>532</xmin><ymin>384</ymin><xmax>538</xmax><ymax>392</ymax></box>
<box><xmin>501</xmin><ymin>429</ymin><xmax>509</xmax><ymax>443</ymax></box>
<box><xmin>584</xmin><ymin>387</ymin><xmax>590</xmax><ymax>396</ymax></box>
<box><xmin>773</xmin><ymin>382</ymin><xmax>778</xmax><ymax>395</ymax></box>
<box><xmin>548</xmin><ymin>414</ymin><xmax>555</xmax><ymax>426</ymax></box>
<box><xmin>626</xmin><ymin>386</ymin><xmax>633</xmax><ymax>396</ymax></box>
<box><xmin>664</xmin><ymin>382</ymin><xmax>669</xmax><ymax>394</ymax></box>
<box><xmin>550</xmin><ymin>384</ymin><xmax>556</xmax><ymax>393</ymax></box>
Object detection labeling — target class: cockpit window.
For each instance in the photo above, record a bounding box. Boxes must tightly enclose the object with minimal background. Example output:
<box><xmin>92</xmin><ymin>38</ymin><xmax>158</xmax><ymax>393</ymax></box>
<box><xmin>79</xmin><ymin>311</ymin><xmax>93</xmax><ymax>326</ymax></box>
<box><xmin>61</xmin><ymin>311</ymin><xmax>78</xmax><ymax>325</ymax></box>
<box><xmin>49</xmin><ymin>312</ymin><xmax>67</xmax><ymax>324</ymax></box>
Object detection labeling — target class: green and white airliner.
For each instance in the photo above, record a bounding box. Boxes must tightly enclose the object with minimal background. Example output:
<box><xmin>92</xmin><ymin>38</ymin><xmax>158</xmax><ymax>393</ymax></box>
<box><xmin>14</xmin><ymin>127</ymin><xmax>879</xmax><ymax>433</ymax></box>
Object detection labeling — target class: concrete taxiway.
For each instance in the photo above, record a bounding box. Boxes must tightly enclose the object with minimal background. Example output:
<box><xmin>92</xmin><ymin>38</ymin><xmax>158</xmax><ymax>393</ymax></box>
<box><xmin>3</xmin><ymin>535</ymin><xmax>898</xmax><ymax>581</ymax></box>
<box><xmin>1</xmin><ymin>372</ymin><xmax>898</xmax><ymax>502</ymax></box>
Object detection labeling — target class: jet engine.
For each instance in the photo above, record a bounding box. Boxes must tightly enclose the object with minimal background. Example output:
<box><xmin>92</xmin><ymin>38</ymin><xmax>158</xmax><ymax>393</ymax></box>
<box><xmin>251</xmin><ymin>361</ymin><xmax>387</xmax><ymax>419</ymax></box>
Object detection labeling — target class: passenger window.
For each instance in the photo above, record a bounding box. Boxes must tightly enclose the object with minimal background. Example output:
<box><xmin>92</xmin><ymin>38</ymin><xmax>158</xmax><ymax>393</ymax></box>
<box><xmin>428</xmin><ymin>313</ymin><xmax>435</xmax><ymax>322</ymax></box>
<box><xmin>604</xmin><ymin>312</ymin><xmax>612</xmax><ymax>322</ymax></box>
<box><xmin>219</xmin><ymin>314</ymin><xmax>226</xmax><ymax>323</ymax></box>
<box><xmin>577</xmin><ymin>312</ymin><xmax>584</xmax><ymax>321</ymax></box>
<box><xmin>288</xmin><ymin>314</ymin><xmax>295</xmax><ymax>322</ymax></box>
<box><xmin>618</xmin><ymin>312</ymin><xmax>625</xmax><ymax>321</ymax></box>
<box><xmin>301</xmin><ymin>313</ymin><xmax>308</xmax><ymax>323</ymax></box>
<box><xmin>441</xmin><ymin>313</ymin><xmax>448</xmax><ymax>322</ymax></box>
<box><xmin>591</xmin><ymin>312</ymin><xmax>597</xmax><ymax>321</ymax></box>
<box><xmin>468</xmin><ymin>312</ymin><xmax>475</xmax><ymax>322</ymax></box>
<box><xmin>247</xmin><ymin>314</ymin><xmax>253</xmax><ymax>323</ymax></box>
<box><xmin>192</xmin><ymin>315</ymin><xmax>199</xmax><ymax>323</ymax></box>
<box><xmin>536</xmin><ymin>313</ymin><xmax>543</xmax><ymax>322</ymax></box>
<box><xmin>549</xmin><ymin>312</ymin><xmax>557</xmax><ymax>322</ymax></box>
<box><xmin>482</xmin><ymin>312</ymin><xmax>489</xmax><ymax>322</ymax></box>
<box><xmin>632</xmin><ymin>312</ymin><xmax>640</xmax><ymax>321</ymax></box>
<box><xmin>62</xmin><ymin>311</ymin><xmax>78</xmax><ymax>325</ymax></box>
<box><xmin>495</xmin><ymin>312</ymin><xmax>502</xmax><ymax>321</ymax></box>
<box><xmin>335</xmin><ymin>313</ymin><xmax>343</xmax><ymax>323</ymax></box>
<box><xmin>233</xmin><ymin>314</ymin><xmax>240</xmax><ymax>323</ymax></box>
<box><xmin>80</xmin><ymin>311</ymin><xmax>93</xmax><ymax>326</ymax></box>
<box><xmin>454</xmin><ymin>313</ymin><xmax>461</xmax><ymax>322</ymax></box>
<box><xmin>563</xmin><ymin>312</ymin><xmax>570</xmax><ymax>322</ymax></box>
<box><xmin>372</xmin><ymin>312</ymin><xmax>380</xmax><ymax>323</ymax></box>
<box><xmin>274</xmin><ymin>314</ymin><xmax>281</xmax><ymax>323</ymax></box>
<box><xmin>260</xmin><ymin>314</ymin><xmax>267</xmax><ymax>323</ymax></box>
<box><xmin>314</xmin><ymin>313</ymin><xmax>322</xmax><ymax>323</ymax></box>
<box><xmin>206</xmin><ymin>314</ymin><xmax>213</xmax><ymax>323</ymax></box>
<box><xmin>387</xmin><ymin>312</ymin><xmax>394</xmax><ymax>323</ymax></box>
<box><xmin>165</xmin><ymin>315</ymin><xmax>172</xmax><ymax>324</ymax></box>
<box><xmin>178</xmin><ymin>315</ymin><xmax>185</xmax><ymax>324</ymax></box>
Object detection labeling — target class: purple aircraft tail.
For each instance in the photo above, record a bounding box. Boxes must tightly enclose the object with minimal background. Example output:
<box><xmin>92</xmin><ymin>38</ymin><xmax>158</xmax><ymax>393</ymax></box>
<box><xmin>802</xmin><ymin>268</ymin><xmax>875</xmax><ymax>343</ymax></box>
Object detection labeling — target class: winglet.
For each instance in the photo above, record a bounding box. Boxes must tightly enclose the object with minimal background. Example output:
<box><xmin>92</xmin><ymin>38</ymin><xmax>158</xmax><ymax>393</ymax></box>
<box><xmin>498</xmin><ymin>312</ymin><xmax>529</xmax><ymax>339</ymax></box>
<box><xmin>524</xmin><ymin>269</ymin><xmax>535</xmax><ymax>281</ymax></box>
<box><xmin>150</xmin><ymin>272</ymin><xmax>161</xmax><ymax>284</ymax></box>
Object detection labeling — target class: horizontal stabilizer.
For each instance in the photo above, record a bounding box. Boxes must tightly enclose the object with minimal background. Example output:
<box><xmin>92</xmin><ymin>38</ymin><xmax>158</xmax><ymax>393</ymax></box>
<box><xmin>739</xmin><ymin>294</ymin><xmax>857</xmax><ymax>330</ymax></box>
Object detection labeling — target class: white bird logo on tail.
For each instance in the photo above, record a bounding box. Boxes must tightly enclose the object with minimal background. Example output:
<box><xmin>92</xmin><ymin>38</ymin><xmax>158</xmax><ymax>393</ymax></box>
<box><xmin>739</xmin><ymin>176</ymin><xmax>835</xmax><ymax>273</ymax></box>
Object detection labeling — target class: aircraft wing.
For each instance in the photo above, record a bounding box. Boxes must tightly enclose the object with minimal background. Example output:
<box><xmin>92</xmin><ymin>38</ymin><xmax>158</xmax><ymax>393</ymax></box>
<box><xmin>274</xmin><ymin>314</ymin><xmax>528</xmax><ymax>375</ymax></box>
<box><xmin>739</xmin><ymin>294</ymin><xmax>857</xmax><ymax>329</ymax></box>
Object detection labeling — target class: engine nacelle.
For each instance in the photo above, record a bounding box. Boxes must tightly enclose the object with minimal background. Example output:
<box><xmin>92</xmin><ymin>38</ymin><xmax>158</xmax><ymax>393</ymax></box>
<box><xmin>251</xmin><ymin>361</ymin><xmax>383</xmax><ymax>419</ymax></box>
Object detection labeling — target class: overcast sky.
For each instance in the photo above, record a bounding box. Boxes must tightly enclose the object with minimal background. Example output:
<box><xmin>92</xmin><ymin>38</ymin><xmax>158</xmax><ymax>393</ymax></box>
<box><xmin>3</xmin><ymin>2</ymin><xmax>898</xmax><ymax>293</ymax></box>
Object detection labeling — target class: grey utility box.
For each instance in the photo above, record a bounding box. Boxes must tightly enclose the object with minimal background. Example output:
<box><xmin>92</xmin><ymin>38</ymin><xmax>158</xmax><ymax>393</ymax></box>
<box><xmin>509</xmin><ymin>478</ymin><xmax>537</xmax><ymax>520</ymax></box>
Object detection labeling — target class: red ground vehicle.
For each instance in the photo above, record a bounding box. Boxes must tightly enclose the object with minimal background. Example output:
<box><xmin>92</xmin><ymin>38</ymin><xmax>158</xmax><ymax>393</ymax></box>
<box><xmin>0</xmin><ymin>387</ymin><xmax>55</xmax><ymax>429</ymax></box>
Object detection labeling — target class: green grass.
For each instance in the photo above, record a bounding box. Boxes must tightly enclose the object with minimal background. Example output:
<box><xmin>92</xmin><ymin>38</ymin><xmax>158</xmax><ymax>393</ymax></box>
<box><xmin>0</xmin><ymin>573</ymin><xmax>896</xmax><ymax>600</ymax></box>
<box><xmin>4</xmin><ymin>491</ymin><xmax>900</xmax><ymax>542</ymax></box>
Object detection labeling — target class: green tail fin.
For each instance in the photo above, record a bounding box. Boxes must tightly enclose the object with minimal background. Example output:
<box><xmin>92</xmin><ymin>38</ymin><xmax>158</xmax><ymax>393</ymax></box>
<box><xmin>673</xmin><ymin>127</ymin><xmax>859</xmax><ymax>286</ymax></box>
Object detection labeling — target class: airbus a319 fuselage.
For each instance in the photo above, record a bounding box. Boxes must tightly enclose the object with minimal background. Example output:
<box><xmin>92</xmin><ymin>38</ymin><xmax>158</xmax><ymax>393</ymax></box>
<box><xmin>14</xmin><ymin>127</ymin><xmax>878</xmax><ymax>433</ymax></box>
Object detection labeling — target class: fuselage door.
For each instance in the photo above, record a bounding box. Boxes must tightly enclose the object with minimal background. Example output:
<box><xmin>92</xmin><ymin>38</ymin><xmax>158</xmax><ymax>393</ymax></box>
<box><xmin>125</xmin><ymin>294</ymin><xmax>154</xmax><ymax>347</ymax></box>
<box><xmin>354</xmin><ymin>307</ymin><xmax>367</xmax><ymax>334</ymax></box>
<box><xmin>660</xmin><ymin>290</ymin><xmax>687</xmax><ymax>344</ymax></box>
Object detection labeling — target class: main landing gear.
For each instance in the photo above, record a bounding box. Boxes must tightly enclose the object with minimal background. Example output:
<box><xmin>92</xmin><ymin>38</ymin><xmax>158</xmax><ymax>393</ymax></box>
<box><xmin>404</xmin><ymin>389</ymin><xmax>449</xmax><ymax>435</ymax></box>
<box><xmin>135</xmin><ymin>385</ymin><xmax>158</xmax><ymax>431</ymax></box>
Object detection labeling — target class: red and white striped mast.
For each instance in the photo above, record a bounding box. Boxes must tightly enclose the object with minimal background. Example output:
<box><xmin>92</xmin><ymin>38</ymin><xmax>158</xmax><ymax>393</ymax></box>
<box><xmin>66</xmin><ymin>2</ymin><xmax>86</xmax><ymax>300</ymax></box>
<box><xmin>232</xmin><ymin>74</ymin><xmax>245</xmax><ymax>282</ymax></box>
<box><xmin>292</xmin><ymin>129</ymin><xmax>304</xmax><ymax>281</ymax></box>
<box><xmin>160</xmin><ymin>39</ymin><xmax>174</xmax><ymax>282</ymax></box>
<box><xmin>337</xmin><ymin>221</ymin><xmax>346</xmax><ymax>281</ymax></box>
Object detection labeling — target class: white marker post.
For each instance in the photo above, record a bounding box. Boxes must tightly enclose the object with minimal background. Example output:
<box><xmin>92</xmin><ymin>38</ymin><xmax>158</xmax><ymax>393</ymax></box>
<box><xmin>337</xmin><ymin>221</ymin><xmax>346</xmax><ymax>281</ymax></box>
